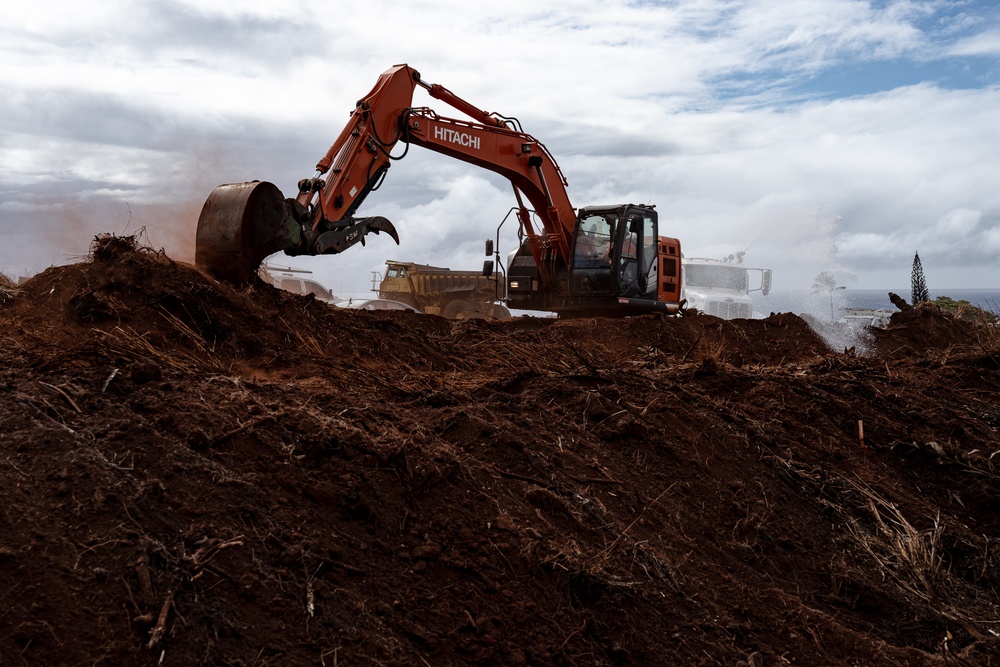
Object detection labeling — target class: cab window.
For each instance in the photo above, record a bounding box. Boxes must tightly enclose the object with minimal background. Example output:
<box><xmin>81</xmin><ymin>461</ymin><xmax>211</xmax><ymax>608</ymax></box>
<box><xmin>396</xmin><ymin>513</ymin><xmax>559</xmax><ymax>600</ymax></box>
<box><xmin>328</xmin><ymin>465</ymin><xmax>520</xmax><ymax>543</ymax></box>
<box><xmin>574</xmin><ymin>214</ymin><xmax>613</xmax><ymax>268</ymax></box>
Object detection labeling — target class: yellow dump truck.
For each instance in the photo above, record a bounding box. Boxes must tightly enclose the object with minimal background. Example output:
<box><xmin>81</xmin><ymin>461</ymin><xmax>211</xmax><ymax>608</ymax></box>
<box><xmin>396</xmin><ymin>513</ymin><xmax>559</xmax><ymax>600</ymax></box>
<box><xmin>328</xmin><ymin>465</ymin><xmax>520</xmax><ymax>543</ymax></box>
<box><xmin>375</xmin><ymin>260</ymin><xmax>510</xmax><ymax>320</ymax></box>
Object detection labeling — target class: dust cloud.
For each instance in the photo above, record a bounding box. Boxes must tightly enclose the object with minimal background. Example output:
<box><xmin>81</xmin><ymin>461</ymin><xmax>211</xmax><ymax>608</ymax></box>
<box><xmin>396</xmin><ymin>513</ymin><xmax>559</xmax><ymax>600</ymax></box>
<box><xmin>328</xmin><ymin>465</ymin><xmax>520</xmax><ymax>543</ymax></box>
<box><xmin>1</xmin><ymin>142</ymin><xmax>238</xmax><ymax>277</ymax></box>
<box><xmin>741</xmin><ymin>206</ymin><xmax>873</xmax><ymax>352</ymax></box>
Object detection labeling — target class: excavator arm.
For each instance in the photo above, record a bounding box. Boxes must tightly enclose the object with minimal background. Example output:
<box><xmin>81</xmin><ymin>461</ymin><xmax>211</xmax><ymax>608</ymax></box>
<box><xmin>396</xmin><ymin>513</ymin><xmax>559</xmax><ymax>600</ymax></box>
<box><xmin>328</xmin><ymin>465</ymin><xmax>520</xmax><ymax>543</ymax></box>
<box><xmin>403</xmin><ymin>107</ymin><xmax>575</xmax><ymax>278</ymax></box>
<box><xmin>196</xmin><ymin>64</ymin><xmax>577</xmax><ymax>284</ymax></box>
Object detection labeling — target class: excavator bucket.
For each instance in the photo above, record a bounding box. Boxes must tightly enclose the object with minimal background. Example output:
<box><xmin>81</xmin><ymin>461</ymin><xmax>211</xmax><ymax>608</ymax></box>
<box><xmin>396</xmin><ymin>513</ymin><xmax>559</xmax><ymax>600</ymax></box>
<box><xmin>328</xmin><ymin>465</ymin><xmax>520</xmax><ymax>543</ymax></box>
<box><xmin>195</xmin><ymin>181</ymin><xmax>298</xmax><ymax>284</ymax></box>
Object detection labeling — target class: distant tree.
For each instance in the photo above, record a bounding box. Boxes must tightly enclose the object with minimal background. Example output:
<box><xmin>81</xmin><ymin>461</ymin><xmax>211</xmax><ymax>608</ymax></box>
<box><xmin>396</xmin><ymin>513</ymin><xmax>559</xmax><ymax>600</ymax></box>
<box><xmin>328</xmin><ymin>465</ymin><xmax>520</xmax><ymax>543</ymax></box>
<box><xmin>910</xmin><ymin>252</ymin><xmax>929</xmax><ymax>305</ymax></box>
<box><xmin>812</xmin><ymin>271</ymin><xmax>842</xmax><ymax>320</ymax></box>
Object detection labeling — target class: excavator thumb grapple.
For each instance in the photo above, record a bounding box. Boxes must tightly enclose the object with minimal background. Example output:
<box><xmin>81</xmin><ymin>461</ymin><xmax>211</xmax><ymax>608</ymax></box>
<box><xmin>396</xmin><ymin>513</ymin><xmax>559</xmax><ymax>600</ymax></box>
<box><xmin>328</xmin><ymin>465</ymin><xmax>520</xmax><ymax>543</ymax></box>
<box><xmin>313</xmin><ymin>216</ymin><xmax>399</xmax><ymax>255</ymax></box>
<box><xmin>195</xmin><ymin>181</ymin><xmax>299</xmax><ymax>284</ymax></box>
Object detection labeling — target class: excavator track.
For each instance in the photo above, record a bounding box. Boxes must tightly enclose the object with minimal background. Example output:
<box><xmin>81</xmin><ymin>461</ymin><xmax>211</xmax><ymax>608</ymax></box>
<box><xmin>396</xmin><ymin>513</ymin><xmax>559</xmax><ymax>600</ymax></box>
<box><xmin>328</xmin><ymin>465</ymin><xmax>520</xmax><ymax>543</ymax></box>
<box><xmin>195</xmin><ymin>181</ymin><xmax>293</xmax><ymax>284</ymax></box>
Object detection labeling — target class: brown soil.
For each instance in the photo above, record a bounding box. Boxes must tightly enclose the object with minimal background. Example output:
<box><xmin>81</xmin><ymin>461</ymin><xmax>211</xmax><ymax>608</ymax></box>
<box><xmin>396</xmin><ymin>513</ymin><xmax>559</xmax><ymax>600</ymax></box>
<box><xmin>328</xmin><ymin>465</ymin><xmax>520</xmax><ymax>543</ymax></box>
<box><xmin>1</xmin><ymin>235</ymin><xmax>999</xmax><ymax>666</ymax></box>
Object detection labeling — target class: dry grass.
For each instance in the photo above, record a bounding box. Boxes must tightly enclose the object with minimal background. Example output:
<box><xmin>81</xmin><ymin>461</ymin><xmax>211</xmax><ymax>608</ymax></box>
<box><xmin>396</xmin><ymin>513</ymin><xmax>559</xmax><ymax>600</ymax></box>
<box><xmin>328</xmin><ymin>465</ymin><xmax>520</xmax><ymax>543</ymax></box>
<box><xmin>840</xmin><ymin>482</ymin><xmax>1000</xmax><ymax>648</ymax></box>
<box><xmin>0</xmin><ymin>286</ymin><xmax>17</xmax><ymax>305</ymax></box>
<box><xmin>891</xmin><ymin>439</ymin><xmax>1000</xmax><ymax>477</ymax></box>
<box><xmin>695</xmin><ymin>337</ymin><xmax>728</xmax><ymax>373</ymax></box>
<box><xmin>972</xmin><ymin>323</ymin><xmax>1000</xmax><ymax>357</ymax></box>
<box><xmin>93</xmin><ymin>326</ymin><xmax>225</xmax><ymax>374</ymax></box>
<box><xmin>0</xmin><ymin>271</ymin><xmax>18</xmax><ymax>304</ymax></box>
<box><xmin>87</xmin><ymin>230</ymin><xmax>159</xmax><ymax>263</ymax></box>
<box><xmin>847</xmin><ymin>485</ymin><xmax>945</xmax><ymax>604</ymax></box>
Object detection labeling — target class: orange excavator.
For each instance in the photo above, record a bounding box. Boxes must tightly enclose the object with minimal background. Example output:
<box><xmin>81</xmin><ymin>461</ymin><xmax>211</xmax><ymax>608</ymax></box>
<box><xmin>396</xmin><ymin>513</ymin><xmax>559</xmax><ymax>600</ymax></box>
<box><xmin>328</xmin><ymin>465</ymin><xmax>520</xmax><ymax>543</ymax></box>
<box><xmin>195</xmin><ymin>64</ymin><xmax>683</xmax><ymax>316</ymax></box>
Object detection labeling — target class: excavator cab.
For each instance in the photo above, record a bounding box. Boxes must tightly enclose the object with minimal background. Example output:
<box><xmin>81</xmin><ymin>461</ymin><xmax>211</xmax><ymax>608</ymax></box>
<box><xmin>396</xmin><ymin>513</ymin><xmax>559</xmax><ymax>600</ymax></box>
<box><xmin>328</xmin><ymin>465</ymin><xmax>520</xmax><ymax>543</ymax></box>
<box><xmin>569</xmin><ymin>206</ymin><xmax>657</xmax><ymax>300</ymax></box>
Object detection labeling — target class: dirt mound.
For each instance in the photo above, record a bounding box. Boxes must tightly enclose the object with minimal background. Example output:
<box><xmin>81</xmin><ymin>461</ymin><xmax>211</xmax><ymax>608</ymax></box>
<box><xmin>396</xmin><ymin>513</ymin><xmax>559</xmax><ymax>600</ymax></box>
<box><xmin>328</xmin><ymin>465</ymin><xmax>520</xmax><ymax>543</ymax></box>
<box><xmin>1</xmin><ymin>240</ymin><xmax>999</xmax><ymax>666</ymax></box>
<box><xmin>873</xmin><ymin>300</ymin><xmax>997</xmax><ymax>361</ymax></box>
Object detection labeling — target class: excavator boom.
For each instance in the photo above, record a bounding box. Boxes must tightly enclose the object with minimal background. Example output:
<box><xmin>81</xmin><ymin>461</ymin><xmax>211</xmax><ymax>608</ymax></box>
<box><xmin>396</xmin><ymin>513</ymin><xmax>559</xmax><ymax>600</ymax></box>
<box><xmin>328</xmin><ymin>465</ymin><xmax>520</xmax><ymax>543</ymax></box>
<box><xmin>196</xmin><ymin>64</ymin><xmax>574</xmax><ymax>284</ymax></box>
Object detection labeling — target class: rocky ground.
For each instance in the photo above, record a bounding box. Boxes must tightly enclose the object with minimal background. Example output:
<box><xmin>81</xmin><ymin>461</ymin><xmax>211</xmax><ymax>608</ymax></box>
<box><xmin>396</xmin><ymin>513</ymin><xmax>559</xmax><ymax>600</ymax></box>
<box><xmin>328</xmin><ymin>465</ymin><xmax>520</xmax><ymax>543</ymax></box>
<box><xmin>1</xmin><ymin>235</ymin><xmax>999</xmax><ymax>666</ymax></box>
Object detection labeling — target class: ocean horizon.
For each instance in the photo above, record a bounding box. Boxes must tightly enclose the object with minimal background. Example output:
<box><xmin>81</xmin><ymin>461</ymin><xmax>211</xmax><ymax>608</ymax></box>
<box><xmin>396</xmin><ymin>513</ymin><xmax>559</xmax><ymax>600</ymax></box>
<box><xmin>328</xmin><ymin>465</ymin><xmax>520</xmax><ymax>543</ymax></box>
<box><xmin>755</xmin><ymin>288</ymin><xmax>1000</xmax><ymax>317</ymax></box>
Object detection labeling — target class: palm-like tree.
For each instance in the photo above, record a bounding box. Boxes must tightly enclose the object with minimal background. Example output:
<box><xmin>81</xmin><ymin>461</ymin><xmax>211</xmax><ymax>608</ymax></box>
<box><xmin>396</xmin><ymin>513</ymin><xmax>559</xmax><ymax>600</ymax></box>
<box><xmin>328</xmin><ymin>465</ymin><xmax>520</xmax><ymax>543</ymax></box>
<box><xmin>812</xmin><ymin>271</ymin><xmax>843</xmax><ymax>320</ymax></box>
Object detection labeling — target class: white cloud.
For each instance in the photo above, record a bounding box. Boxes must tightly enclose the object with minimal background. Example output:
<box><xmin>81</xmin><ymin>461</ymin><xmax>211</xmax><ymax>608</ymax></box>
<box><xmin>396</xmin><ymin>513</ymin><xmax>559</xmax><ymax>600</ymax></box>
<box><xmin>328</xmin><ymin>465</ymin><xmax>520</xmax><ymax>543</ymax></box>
<box><xmin>948</xmin><ymin>29</ymin><xmax>1000</xmax><ymax>56</ymax></box>
<box><xmin>935</xmin><ymin>208</ymin><xmax>981</xmax><ymax>236</ymax></box>
<box><xmin>983</xmin><ymin>226</ymin><xmax>1000</xmax><ymax>253</ymax></box>
<box><xmin>1</xmin><ymin>0</ymin><xmax>999</xmax><ymax>291</ymax></box>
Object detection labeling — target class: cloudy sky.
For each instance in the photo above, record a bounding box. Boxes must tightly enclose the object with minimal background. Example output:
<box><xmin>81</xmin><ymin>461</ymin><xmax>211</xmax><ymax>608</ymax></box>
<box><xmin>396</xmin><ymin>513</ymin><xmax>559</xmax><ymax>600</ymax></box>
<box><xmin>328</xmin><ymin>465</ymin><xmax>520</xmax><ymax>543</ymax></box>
<box><xmin>2</xmin><ymin>0</ymin><xmax>999</xmax><ymax>295</ymax></box>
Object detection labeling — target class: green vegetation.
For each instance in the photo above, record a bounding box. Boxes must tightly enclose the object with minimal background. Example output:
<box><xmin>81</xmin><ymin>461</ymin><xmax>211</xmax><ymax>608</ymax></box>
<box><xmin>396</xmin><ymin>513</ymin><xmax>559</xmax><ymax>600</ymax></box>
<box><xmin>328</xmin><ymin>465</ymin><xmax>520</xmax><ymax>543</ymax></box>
<box><xmin>931</xmin><ymin>295</ymin><xmax>998</xmax><ymax>324</ymax></box>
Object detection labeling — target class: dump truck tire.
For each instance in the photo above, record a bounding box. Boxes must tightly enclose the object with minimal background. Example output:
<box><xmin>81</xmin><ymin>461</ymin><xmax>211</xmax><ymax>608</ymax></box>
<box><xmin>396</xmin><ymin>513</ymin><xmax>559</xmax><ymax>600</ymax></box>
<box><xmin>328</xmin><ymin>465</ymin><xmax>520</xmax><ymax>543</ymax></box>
<box><xmin>443</xmin><ymin>300</ymin><xmax>473</xmax><ymax>320</ymax></box>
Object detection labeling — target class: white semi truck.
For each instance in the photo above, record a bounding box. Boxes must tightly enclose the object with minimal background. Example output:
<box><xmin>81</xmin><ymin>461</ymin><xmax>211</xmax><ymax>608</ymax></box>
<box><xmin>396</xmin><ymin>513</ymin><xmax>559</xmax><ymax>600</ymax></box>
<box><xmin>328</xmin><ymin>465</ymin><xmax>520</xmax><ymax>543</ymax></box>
<box><xmin>682</xmin><ymin>254</ymin><xmax>772</xmax><ymax>320</ymax></box>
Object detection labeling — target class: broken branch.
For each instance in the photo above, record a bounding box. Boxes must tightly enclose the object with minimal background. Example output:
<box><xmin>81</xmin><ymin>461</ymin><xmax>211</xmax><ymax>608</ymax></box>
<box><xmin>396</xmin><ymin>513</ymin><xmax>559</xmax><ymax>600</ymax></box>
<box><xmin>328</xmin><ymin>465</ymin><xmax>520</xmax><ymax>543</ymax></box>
<box><xmin>147</xmin><ymin>590</ymin><xmax>174</xmax><ymax>649</ymax></box>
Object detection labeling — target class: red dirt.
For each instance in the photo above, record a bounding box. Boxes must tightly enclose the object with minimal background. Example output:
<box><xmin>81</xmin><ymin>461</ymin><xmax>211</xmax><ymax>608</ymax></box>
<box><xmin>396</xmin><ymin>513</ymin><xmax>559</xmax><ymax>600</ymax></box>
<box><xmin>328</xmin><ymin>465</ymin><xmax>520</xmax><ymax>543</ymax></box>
<box><xmin>1</xmin><ymin>236</ymin><xmax>999</xmax><ymax>666</ymax></box>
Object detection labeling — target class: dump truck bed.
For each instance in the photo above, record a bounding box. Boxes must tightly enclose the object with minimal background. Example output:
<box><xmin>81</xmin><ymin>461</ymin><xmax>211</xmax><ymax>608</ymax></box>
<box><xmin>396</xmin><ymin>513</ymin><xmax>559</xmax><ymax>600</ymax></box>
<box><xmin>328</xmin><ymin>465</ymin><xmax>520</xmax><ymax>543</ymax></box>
<box><xmin>378</xmin><ymin>260</ymin><xmax>507</xmax><ymax>319</ymax></box>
